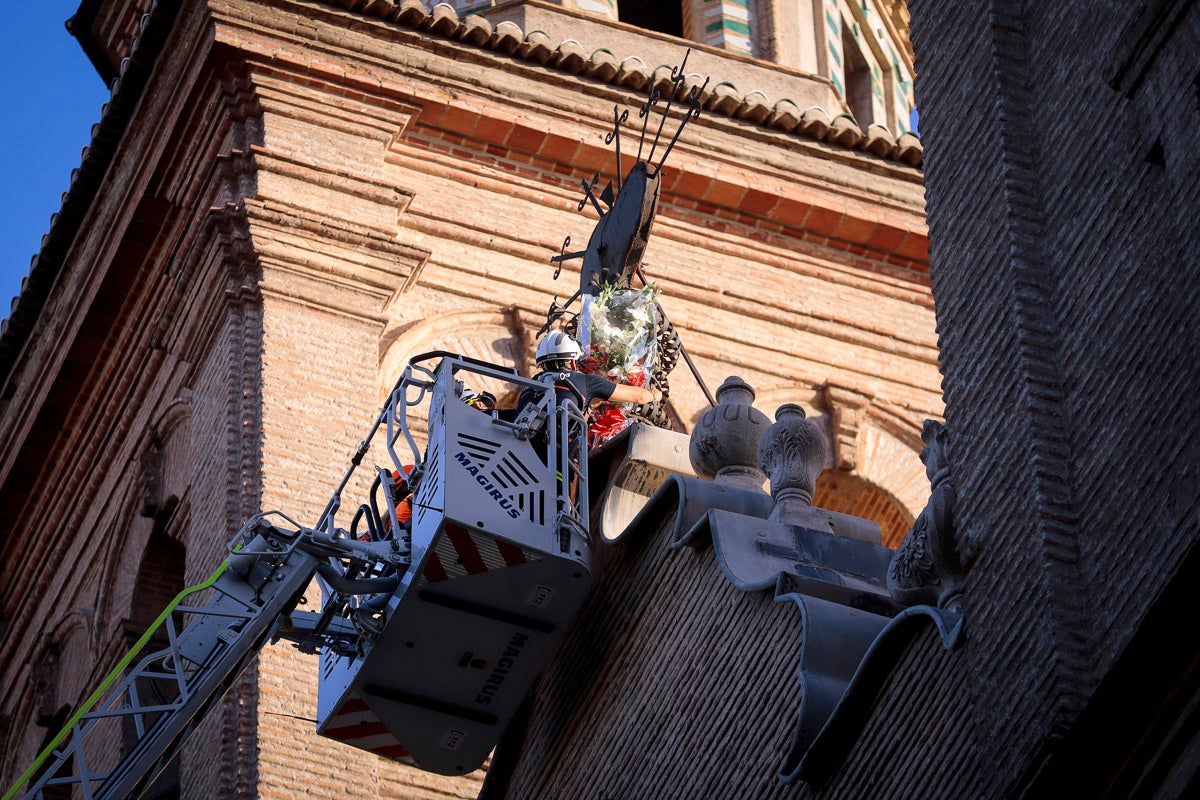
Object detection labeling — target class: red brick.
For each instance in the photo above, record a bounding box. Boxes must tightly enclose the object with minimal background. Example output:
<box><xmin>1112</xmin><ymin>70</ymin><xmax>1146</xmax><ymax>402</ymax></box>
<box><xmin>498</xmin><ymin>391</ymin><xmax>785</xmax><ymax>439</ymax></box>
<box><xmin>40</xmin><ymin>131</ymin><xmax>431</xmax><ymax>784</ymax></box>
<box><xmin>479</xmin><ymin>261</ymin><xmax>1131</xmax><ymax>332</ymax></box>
<box><xmin>833</xmin><ymin>215</ymin><xmax>877</xmax><ymax>244</ymax></box>
<box><xmin>896</xmin><ymin>233</ymin><xmax>930</xmax><ymax>261</ymax></box>
<box><xmin>867</xmin><ymin>224</ymin><xmax>908</xmax><ymax>252</ymax></box>
<box><xmin>804</xmin><ymin>206</ymin><xmax>843</xmax><ymax>236</ymax></box>
<box><xmin>439</xmin><ymin>104</ymin><xmax>480</xmax><ymax>136</ymax></box>
<box><xmin>667</xmin><ymin>169</ymin><xmax>712</xmax><ymax>199</ymax></box>
<box><xmin>473</xmin><ymin>115</ymin><xmax>513</xmax><ymax>143</ymax></box>
<box><xmin>572</xmin><ymin>144</ymin><xmax>613</xmax><ymax>174</ymax></box>
<box><xmin>538</xmin><ymin>135</ymin><xmax>582</xmax><ymax>164</ymax></box>
<box><xmin>774</xmin><ymin>198</ymin><xmax>811</xmax><ymax>227</ymax></box>
<box><xmin>506</xmin><ymin>124</ymin><xmax>545</xmax><ymax>153</ymax></box>
<box><xmin>702</xmin><ymin>179</ymin><xmax>747</xmax><ymax>208</ymax></box>
<box><xmin>740</xmin><ymin>188</ymin><xmax>780</xmax><ymax>217</ymax></box>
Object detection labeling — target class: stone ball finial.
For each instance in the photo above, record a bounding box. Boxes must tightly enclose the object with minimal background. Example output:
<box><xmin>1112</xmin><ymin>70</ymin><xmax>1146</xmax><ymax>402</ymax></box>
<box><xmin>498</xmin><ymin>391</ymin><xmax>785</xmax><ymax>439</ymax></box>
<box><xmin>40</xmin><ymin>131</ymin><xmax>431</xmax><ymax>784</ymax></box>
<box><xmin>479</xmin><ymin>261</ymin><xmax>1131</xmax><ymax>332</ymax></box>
<box><xmin>758</xmin><ymin>403</ymin><xmax>829</xmax><ymax>508</ymax></box>
<box><xmin>689</xmin><ymin>376</ymin><xmax>770</xmax><ymax>491</ymax></box>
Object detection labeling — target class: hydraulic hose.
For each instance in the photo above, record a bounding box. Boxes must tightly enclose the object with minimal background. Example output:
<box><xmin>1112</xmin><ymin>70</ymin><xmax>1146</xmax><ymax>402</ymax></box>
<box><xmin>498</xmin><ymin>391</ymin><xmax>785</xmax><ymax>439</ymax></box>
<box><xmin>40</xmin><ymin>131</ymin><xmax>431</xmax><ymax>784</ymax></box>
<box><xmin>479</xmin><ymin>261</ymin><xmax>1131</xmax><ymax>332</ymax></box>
<box><xmin>316</xmin><ymin>563</ymin><xmax>401</xmax><ymax>596</ymax></box>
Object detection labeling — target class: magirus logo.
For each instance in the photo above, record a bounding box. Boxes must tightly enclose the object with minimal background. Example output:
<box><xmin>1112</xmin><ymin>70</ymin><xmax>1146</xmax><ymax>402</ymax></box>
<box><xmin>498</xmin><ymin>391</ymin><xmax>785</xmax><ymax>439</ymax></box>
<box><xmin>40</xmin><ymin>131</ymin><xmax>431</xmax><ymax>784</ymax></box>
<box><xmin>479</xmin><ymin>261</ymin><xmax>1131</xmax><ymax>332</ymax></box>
<box><xmin>475</xmin><ymin>632</ymin><xmax>530</xmax><ymax>706</ymax></box>
<box><xmin>453</xmin><ymin>451</ymin><xmax>521</xmax><ymax>519</ymax></box>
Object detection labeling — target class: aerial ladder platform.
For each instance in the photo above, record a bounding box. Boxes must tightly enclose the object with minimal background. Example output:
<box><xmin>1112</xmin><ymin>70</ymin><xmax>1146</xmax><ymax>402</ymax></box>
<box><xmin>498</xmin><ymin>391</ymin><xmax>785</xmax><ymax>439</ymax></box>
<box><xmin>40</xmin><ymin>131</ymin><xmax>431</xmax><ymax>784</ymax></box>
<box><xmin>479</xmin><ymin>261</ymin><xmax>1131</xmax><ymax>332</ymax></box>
<box><xmin>5</xmin><ymin>51</ymin><xmax>710</xmax><ymax>799</ymax></box>
<box><xmin>5</xmin><ymin>352</ymin><xmax>593</xmax><ymax>799</ymax></box>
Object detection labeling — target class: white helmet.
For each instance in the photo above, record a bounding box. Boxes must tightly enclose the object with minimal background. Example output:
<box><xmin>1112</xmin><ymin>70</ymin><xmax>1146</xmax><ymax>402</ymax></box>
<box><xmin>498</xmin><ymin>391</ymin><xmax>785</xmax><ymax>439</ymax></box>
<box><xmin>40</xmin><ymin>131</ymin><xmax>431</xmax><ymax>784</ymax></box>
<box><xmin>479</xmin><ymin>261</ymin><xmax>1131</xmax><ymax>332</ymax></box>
<box><xmin>536</xmin><ymin>331</ymin><xmax>583</xmax><ymax>366</ymax></box>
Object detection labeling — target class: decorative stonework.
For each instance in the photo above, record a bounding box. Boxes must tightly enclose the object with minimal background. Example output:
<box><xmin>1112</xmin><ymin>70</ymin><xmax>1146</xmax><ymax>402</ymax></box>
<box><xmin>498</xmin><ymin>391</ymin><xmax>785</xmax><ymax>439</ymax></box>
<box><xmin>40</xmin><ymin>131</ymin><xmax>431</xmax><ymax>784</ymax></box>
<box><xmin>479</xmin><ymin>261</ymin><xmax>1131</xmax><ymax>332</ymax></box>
<box><xmin>758</xmin><ymin>403</ymin><xmax>828</xmax><ymax>521</ymax></box>
<box><xmin>139</xmin><ymin>432</ymin><xmax>164</xmax><ymax>519</ymax></box>
<box><xmin>887</xmin><ymin>420</ymin><xmax>965</xmax><ymax>610</ymax></box>
<box><xmin>688</xmin><ymin>376</ymin><xmax>770</xmax><ymax>492</ymax></box>
<box><xmin>817</xmin><ymin>383</ymin><xmax>872</xmax><ymax>472</ymax></box>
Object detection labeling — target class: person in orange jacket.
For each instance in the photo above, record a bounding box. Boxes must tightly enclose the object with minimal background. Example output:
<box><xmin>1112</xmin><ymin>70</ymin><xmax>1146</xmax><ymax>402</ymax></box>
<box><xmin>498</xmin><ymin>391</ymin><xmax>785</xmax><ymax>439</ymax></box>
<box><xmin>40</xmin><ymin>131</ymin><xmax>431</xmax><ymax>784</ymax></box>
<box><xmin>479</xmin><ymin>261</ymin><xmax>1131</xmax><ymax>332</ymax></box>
<box><xmin>390</xmin><ymin>464</ymin><xmax>415</xmax><ymax>528</ymax></box>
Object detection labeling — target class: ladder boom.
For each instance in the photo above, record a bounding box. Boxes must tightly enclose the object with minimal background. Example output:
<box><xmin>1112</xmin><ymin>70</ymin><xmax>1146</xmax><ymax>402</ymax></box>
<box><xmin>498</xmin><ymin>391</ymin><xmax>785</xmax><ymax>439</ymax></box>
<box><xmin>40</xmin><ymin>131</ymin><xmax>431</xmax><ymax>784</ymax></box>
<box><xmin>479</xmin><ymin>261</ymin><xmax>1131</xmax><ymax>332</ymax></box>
<box><xmin>8</xmin><ymin>518</ymin><xmax>319</xmax><ymax>800</ymax></box>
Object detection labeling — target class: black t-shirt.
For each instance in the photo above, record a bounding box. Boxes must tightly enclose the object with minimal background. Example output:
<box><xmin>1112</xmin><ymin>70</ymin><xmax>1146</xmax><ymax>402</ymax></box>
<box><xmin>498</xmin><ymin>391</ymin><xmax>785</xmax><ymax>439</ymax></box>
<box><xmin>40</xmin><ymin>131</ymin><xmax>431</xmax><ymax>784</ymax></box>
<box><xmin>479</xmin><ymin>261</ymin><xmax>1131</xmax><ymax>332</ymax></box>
<box><xmin>518</xmin><ymin>370</ymin><xmax>615</xmax><ymax>417</ymax></box>
<box><xmin>559</xmin><ymin>371</ymin><xmax>616</xmax><ymax>407</ymax></box>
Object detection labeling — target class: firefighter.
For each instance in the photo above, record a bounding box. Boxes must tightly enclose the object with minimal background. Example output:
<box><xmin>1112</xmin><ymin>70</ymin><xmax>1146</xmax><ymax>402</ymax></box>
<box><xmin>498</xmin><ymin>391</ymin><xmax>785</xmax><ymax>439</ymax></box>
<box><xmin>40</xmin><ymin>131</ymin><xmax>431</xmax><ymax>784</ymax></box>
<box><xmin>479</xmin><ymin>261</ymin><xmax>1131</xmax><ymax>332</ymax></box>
<box><xmin>461</xmin><ymin>388</ymin><xmax>498</xmax><ymax>412</ymax></box>
<box><xmin>391</xmin><ymin>464</ymin><xmax>415</xmax><ymax>528</ymax></box>
<box><xmin>524</xmin><ymin>330</ymin><xmax>662</xmax><ymax>412</ymax></box>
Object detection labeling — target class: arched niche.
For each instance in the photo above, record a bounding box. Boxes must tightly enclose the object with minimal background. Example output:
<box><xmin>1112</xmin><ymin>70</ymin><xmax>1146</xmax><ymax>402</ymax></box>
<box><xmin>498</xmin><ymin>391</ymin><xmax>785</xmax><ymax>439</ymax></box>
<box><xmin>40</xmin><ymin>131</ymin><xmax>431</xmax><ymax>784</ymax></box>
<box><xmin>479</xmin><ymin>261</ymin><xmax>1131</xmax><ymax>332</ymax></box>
<box><xmin>380</xmin><ymin>306</ymin><xmax>529</xmax><ymax>384</ymax></box>
<box><xmin>378</xmin><ymin>307</ymin><xmax>529</xmax><ymax>445</ymax></box>
<box><xmin>136</xmin><ymin>396</ymin><xmax>192</xmax><ymax>521</ymax></box>
<box><xmin>5</xmin><ymin>611</ymin><xmax>94</xmax><ymax>792</ymax></box>
<box><xmin>102</xmin><ymin>398</ymin><xmax>193</xmax><ymax>646</ymax></box>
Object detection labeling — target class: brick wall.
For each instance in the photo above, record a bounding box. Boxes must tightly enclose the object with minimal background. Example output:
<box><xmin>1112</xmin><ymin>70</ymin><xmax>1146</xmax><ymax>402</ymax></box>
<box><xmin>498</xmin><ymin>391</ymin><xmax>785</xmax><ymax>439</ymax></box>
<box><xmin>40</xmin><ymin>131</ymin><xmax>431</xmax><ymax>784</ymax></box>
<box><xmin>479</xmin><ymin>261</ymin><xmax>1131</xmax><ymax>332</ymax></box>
<box><xmin>500</xmin><ymin>0</ymin><xmax>1200</xmax><ymax>796</ymax></box>
<box><xmin>0</xmin><ymin>1</ymin><xmax>945</xmax><ymax>798</ymax></box>
<box><xmin>889</xmin><ymin>0</ymin><xmax>1200</xmax><ymax>793</ymax></box>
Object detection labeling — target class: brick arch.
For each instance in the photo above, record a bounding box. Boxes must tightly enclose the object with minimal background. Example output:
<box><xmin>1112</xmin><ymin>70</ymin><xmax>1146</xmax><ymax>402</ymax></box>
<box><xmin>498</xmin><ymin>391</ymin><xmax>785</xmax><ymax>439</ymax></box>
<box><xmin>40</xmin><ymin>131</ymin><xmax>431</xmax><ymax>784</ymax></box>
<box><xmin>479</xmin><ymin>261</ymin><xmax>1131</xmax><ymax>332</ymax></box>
<box><xmin>129</xmin><ymin>527</ymin><xmax>187</xmax><ymax>642</ymax></box>
<box><xmin>377</xmin><ymin>307</ymin><xmax>531</xmax><ymax>457</ymax></box>
<box><xmin>379</xmin><ymin>306</ymin><xmax>529</xmax><ymax>399</ymax></box>
<box><xmin>99</xmin><ymin>500</ymin><xmax>191</xmax><ymax>642</ymax></box>
<box><xmin>139</xmin><ymin>396</ymin><xmax>193</xmax><ymax>521</ymax></box>
<box><xmin>95</xmin><ymin>395</ymin><xmax>194</xmax><ymax>635</ymax></box>
<box><xmin>855</xmin><ymin>420</ymin><xmax>927</xmax><ymax>518</ymax></box>
<box><xmin>5</xmin><ymin>610</ymin><xmax>96</xmax><ymax>785</ymax></box>
<box><xmin>814</xmin><ymin>470</ymin><xmax>913</xmax><ymax>548</ymax></box>
<box><xmin>40</xmin><ymin>612</ymin><xmax>94</xmax><ymax>703</ymax></box>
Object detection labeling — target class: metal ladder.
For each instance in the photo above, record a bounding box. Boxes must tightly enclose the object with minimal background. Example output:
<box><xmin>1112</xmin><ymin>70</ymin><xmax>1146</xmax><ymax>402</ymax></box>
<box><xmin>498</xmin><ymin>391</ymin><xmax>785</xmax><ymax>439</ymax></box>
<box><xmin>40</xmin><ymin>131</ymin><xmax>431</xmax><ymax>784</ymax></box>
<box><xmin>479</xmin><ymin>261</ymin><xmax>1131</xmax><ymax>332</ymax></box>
<box><xmin>6</xmin><ymin>515</ymin><xmax>318</xmax><ymax>800</ymax></box>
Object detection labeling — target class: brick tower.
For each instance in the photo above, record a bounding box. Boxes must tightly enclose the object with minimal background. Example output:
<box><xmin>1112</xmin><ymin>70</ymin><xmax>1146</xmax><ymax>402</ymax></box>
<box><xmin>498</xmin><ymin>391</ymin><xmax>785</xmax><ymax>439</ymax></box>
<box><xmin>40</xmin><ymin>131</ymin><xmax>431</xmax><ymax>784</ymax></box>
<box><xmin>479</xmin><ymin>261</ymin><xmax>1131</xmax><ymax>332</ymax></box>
<box><xmin>0</xmin><ymin>2</ymin><xmax>935</xmax><ymax>798</ymax></box>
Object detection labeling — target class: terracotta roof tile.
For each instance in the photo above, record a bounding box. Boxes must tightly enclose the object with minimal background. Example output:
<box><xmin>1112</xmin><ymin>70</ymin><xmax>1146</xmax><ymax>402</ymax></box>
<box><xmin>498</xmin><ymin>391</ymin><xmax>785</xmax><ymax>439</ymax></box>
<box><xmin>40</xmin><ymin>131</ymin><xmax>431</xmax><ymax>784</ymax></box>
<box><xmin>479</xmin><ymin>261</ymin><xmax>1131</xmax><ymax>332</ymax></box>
<box><xmin>705</xmin><ymin>81</ymin><xmax>740</xmax><ymax>115</ymax></box>
<box><xmin>766</xmin><ymin>99</ymin><xmax>802</xmax><ymax>133</ymax></box>
<box><xmin>327</xmin><ymin>1</ymin><xmax>924</xmax><ymax>166</ymax></box>
<box><xmin>516</xmin><ymin>29</ymin><xmax>554</xmax><ymax>64</ymax></box>
<box><xmin>551</xmin><ymin>39</ymin><xmax>587</xmax><ymax>72</ymax></box>
<box><xmin>425</xmin><ymin>3</ymin><xmax>460</xmax><ymax>36</ymax></box>
<box><xmin>456</xmin><ymin>13</ymin><xmax>492</xmax><ymax>46</ymax></box>
<box><xmin>581</xmin><ymin>48</ymin><xmax>618</xmax><ymax>82</ymax></box>
<box><xmin>491</xmin><ymin>20</ymin><xmax>523</xmax><ymax>55</ymax></box>
<box><xmin>736</xmin><ymin>90</ymin><xmax>772</xmax><ymax>124</ymax></box>
<box><xmin>862</xmin><ymin>123</ymin><xmax>898</xmax><ymax>157</ymax></box>
<box><xmin>829</xmin><ymin>114</ymin><xmax>863</xmax><ymax>146</ymax></box>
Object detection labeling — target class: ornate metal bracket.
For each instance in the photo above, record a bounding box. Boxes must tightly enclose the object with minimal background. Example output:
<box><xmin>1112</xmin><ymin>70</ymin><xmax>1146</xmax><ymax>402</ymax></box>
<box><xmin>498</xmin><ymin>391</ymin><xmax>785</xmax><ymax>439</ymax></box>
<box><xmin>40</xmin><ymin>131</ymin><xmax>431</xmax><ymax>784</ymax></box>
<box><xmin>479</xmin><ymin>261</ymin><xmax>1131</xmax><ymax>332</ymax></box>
<box><xmin>544</xmin><ymin>50</ymin><xmax>707</xmax><ymax>322</ymax></box>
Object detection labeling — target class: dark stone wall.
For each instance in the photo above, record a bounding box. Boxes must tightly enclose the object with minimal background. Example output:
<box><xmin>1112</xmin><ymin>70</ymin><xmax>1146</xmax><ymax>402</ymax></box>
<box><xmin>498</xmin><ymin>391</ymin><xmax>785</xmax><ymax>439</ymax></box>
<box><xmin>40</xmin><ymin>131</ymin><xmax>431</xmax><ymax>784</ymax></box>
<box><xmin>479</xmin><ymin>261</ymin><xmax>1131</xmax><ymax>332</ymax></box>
<box><xmin>910</xmin><ymin>0</ymin><xmax>1200</xmax><ymax>793</ymax></box>
<box><xmin>502</xmin><ymin>517</ymin><xmax>809</xmax><ymax>800</ymax></box>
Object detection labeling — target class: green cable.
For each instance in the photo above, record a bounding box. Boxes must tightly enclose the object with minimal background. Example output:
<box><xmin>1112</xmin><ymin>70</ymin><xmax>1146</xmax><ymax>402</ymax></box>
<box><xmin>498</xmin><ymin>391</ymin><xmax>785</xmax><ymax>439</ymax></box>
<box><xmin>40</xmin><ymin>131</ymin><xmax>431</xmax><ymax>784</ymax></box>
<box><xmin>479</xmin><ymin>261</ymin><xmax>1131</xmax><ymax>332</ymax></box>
<box><xmin>3</xmin><ymin>555</ymin><xmax>236</xmax><ymax>800</ymax></box>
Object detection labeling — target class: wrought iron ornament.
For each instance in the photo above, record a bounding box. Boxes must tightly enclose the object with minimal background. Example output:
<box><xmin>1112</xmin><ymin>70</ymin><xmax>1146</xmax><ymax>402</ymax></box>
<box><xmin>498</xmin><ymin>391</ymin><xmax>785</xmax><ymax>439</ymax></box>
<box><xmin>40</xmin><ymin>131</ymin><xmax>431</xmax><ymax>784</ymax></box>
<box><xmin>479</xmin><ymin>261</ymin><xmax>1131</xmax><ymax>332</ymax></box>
<box><xmin>544</xmin><ymin>51</ymin><xmax>713</xmax><ymax>411</ymax></box>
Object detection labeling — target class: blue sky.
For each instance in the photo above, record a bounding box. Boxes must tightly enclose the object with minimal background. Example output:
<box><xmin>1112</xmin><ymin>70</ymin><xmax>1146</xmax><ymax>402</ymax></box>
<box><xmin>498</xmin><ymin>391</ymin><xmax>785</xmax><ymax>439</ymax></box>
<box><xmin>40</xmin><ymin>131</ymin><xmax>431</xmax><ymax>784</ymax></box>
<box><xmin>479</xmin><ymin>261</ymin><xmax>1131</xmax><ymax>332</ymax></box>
<box><xmin>0</xmin><ymin>3</ymin><xmax>108</xmax><ymax>319</ymax></box>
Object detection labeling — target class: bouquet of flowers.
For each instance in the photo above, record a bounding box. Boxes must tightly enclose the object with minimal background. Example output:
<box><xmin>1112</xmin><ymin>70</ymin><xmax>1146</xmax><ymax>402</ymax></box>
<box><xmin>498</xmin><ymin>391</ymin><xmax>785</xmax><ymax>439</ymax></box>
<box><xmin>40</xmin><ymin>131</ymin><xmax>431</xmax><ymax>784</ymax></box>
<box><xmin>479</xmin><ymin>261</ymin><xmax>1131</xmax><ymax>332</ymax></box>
<box><xmin>577</xmin><ymin>283</ymin><xmax>659</xmax><ymax>447</ymax></box>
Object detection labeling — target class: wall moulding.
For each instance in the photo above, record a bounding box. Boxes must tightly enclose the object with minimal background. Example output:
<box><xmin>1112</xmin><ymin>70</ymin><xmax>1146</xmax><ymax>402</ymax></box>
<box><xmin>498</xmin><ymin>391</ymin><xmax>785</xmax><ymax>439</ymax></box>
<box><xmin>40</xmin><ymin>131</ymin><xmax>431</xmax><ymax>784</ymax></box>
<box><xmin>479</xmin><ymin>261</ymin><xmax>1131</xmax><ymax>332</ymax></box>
<box><xmin>242</xmin><ymin>199</ymin><xmax>429</xmax><ymax>319</ymax></box>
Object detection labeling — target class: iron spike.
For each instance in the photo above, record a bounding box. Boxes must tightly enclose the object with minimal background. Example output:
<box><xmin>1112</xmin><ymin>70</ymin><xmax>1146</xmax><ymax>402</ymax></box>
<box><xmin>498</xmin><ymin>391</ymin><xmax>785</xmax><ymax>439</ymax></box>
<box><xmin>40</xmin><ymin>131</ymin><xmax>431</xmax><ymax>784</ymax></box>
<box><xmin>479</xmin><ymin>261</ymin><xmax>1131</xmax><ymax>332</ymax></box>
<box><xmin>550</xmin><ymin>235</ymin><xmax>586</xmax><ymax>279</ymax></box>
<box><xmin>605</xmin><ymin>107</ymin><xmax>629</xmax><ymax>191</ymax></box>
<box><xmin>579</xmin><ymin>174</ymin><xmax>605</xmax><ymax>216</ymax></box>
<box><xmin>656</xmin><ymin>76</ymin><xmax>708</xmax><ymax>171</ymax></box>
<box><xmin>636</xmin><ymin>88</ymin><xmax>660</xmax><ymax>163</ymax></box>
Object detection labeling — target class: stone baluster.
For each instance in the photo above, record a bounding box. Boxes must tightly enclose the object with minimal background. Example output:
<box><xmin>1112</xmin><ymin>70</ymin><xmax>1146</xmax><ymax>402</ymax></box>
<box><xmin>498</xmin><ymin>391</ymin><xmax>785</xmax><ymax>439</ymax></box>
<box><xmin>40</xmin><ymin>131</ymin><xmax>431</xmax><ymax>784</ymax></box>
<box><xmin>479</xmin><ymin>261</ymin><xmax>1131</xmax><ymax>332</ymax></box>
<box><xmin>688</xmin><ymin>376</ymin><xmax>770</xmax><ymax>493</ymax></box>
<box><xmin>758</xmin><ymin>403</ymin><xmax>830</xmax><ymax>524</ymax></box>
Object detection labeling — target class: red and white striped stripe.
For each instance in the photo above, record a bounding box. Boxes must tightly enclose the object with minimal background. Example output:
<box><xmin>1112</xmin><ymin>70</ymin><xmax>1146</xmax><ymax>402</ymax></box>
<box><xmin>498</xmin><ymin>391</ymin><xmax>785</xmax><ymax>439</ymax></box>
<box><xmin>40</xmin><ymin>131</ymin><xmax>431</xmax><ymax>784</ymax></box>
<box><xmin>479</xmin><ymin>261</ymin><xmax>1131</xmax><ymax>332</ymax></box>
<box><xmin>321</xmin><ymin>696</ymin><xmax>415</xmax><ymax>764</ymax></box>
<box><xmin>421</xmin><ymin>523</ymin><xmax>538</xmax><ymax>584</ymax></box>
